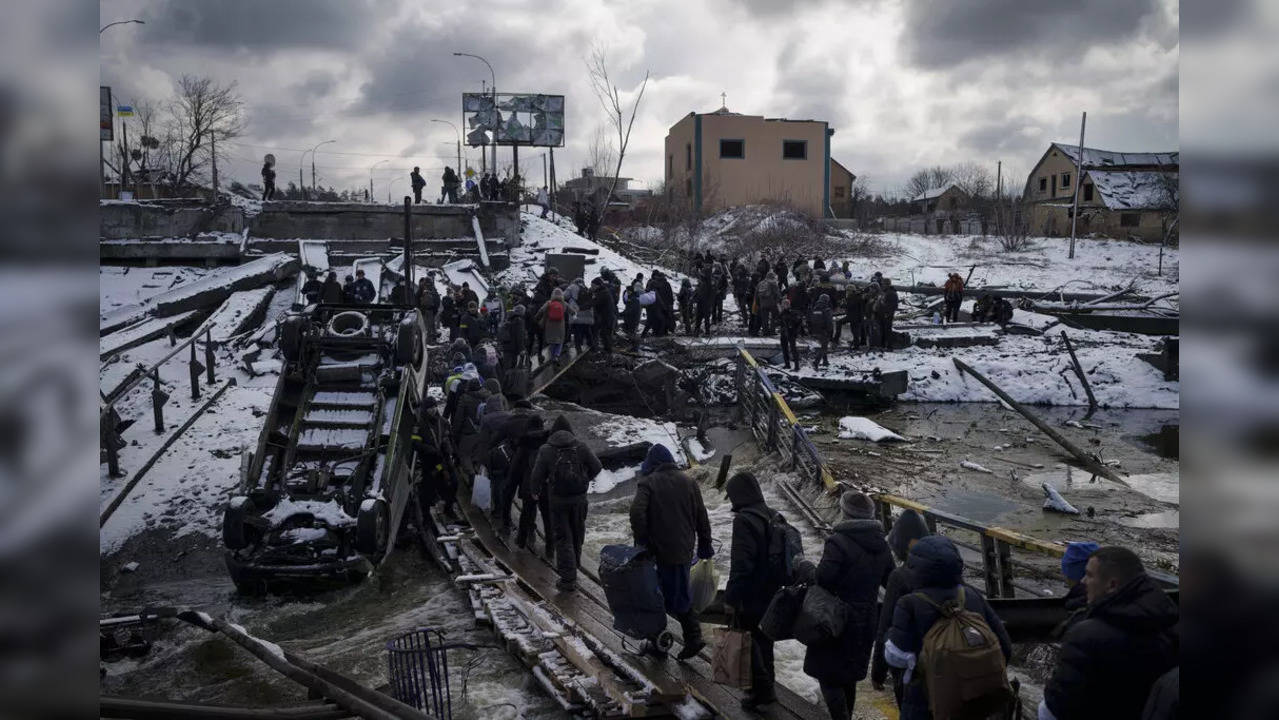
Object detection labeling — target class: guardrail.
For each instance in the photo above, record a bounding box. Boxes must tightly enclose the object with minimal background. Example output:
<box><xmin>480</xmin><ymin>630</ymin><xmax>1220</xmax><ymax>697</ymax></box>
<box><xmin>732</xmin><ymin>345</ymin><xmax>1178</xmax><ymax>598</ymax></box>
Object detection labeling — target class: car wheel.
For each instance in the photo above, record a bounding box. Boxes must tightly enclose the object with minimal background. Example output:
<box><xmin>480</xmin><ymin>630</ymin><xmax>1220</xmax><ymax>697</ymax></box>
<box><xmin>222</xmin><ymin>496</ymin><xmax>256</xmax><ymax>550</ymax></box>
<box><xmin>356</xmin><ymin>498</ymin><xmax>388</xmax><ymax>555</ymax></box>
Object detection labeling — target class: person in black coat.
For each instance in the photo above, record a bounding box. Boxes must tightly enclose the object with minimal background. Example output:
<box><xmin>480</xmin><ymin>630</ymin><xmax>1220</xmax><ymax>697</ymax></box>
<box><xmin>320</xmin><ymin>271</ymin><xmax>343</xmax><ymax>304</ymax></box>
<box><xmin>591</xmin><ymin>278</ymin><xmax>616</xmax><ymax>353</ymax></box>
<box><xmin>1041</xmin><ymin>546</ymin><xmax>1179</xmax><ymax>720</ymax></box>
<box><xmin>629</xmin><ymin>444</ymin><xmax>714</xmax><ymax>660</ymax></box>
<box><xmin>301</xmin><ymin>272</ymin><xmax>324</xmax><ymax>305</ymax></box>
<box><xmin>885</xmin><ymin>535</ymin><xmax>1012</xmax><ymax>720</ymax></box>
<box><xmin>723</xmin><ymin>472</ymin><xmax>780</xmax><ymax>709</ymax></box>
<box><xmin>511</xmin><ymin>412</ymin><xmax>552</xmax><ymax>556</ymax></box>
<box><xmin>410</xmin><ymin>166</ymin><xmax>426</xmax><ymax>204</ymax></box>
<box><xmin>870</xmin><ymin>509</ymin><xmax>930</xmax><ymax>704</ymax></box>
<box><xmin>352</xmin><ymin>269</ymin><xmax>376</xmax><ymax>304</ymax></box>
<box><xmin>529</xmin><ymin>416</ymin><xmax>602</xmax><ymax>592</ymax></box>
<box><xmin>809</xmin><ymin>294</ymin><xmax>834</xmax><ymax>369</ymax></box>
<box><xmin>804</xmin><ymin>492</ymin><xmax>894</xmax><ymax>720</ymax></box>
<box><xmin>876</xmin><ymin>279</ymin><xmax>899</xmax><ymax>348</ymax></box>
<box><xmin>834</xmin><ymin>284</ymin><xmax>866</xmax><ymax>347</ymax></box>
<box><xmin>694</xmin><ymin>270</ymin><xmax>716</xmax><ymax>336</ymax></box>
<box><xmin>778</xmin><ymin>298</ymin><xmax>802</xmax><ymax>371</ymax></box>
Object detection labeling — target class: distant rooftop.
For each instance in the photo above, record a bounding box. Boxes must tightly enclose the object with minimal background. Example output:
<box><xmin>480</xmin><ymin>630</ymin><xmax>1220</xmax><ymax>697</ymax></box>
<box><xmin>1051</xmin><ymin>142</ymin><xmax>1179</xmax><ymax>168</ymax></box>
<box><xmin>1086</xmin><ymin>169</ymin><xmax>1178</xmax><ymax>210</ymax></box>
<box><xmin>911</xmin><ymin>183</ymin><xmax>962</xmax><ymax>203</ymax></box>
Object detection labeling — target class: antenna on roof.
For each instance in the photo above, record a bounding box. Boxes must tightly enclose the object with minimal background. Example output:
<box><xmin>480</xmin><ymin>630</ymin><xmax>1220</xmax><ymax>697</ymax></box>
<box><xmin>720</xmin><ymin>92</ymin><xmax>727</xmax><ymax>110</ymax></box>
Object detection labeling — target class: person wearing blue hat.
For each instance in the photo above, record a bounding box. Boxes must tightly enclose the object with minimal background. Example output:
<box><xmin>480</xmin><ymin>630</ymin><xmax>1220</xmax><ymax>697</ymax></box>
<box><xmin>629</xmin><ymin>444</ymin><xmax>713</xmax><ymax>660</ymax></box>
<box><xmin>1061</xmin><ymin>541</ymin><xmax>1101</xmax><ymax>615</ymax></box>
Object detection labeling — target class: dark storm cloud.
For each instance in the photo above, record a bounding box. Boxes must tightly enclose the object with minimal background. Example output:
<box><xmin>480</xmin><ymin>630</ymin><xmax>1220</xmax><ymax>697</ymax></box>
<box><xmin>137</xmin><ymin>0</ymin><xmax>384</xmax><ymax>51</ymax></box>
<box><xmin>960</xmin><ymin>114</ymin><xmax>1045</xmax><ymax>158</ymax></box>
<box><xmin>901</xmin><ymin>0</ymin><xmax>1160</xmax><ymax>68</ymax></box>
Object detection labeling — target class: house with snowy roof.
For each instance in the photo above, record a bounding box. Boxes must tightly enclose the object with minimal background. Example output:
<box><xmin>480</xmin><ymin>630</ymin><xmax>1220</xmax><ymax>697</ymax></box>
<box><xmin>664</xmin><ymin>102</ymin><xmax>855</xmax><ymax>219</ymax></box>
<box><xmin>911</xmin><ymin>183</ymin><xmax>970</xmax><ymax>216</ymax></box>
<box><xmin>1024</xmin><ymin>142</ymin><xmax>1178</xmax><ymax>242</ymax></box>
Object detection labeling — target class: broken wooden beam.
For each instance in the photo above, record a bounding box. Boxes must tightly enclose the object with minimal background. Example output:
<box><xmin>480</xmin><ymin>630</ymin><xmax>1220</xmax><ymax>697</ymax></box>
<box><xmin>1060</xmin><ymin>331</ymin><xmax>1098</xmax><ymax>415</ymax></box>
<box><xmin>951</xmin><ymin>357</ymin><xmax>1130</xmax><ymax>488</ymax></box>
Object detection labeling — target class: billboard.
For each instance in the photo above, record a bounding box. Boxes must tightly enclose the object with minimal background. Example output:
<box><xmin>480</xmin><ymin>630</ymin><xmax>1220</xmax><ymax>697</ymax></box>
<box><xmin>463</xmin><ymin>92</ymin><xmax>564</xmax><ymax>147</ymax></box>
<box><xmin>100</xmin><ymin>86</ymin><xmax>113</xmax><ymax>141</ymax></box>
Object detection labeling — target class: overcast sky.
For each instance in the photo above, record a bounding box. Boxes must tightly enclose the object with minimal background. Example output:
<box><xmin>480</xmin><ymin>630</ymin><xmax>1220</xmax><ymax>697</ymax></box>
<box><xmin>99</xmin><ymin>0</ymin><xmax>1178</xmax><ymax>199</ymax></box>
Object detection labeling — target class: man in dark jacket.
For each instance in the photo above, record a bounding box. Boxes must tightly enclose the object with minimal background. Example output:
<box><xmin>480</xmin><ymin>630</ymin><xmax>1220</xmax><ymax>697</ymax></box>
<box><xmin>352</xmin><ymin>269</ymin><xmax>376</xmax><ymax>304</ymax></box>
<box><xmin>460</xmin><ymin>301</ymin><xmax>487</xmax><ymax>348</ymax></box>
<box><xmin>651</xmin><ymin>271</ymin><xmax>676</xmax><ymax>337</ymax></box>
<box><xmin>498</xmin><ymin>306</ymin><xmax>528</xmax><ymax>370</ymax></box>
<box><xmin>885</xmin><ymin>535</ymin><xmax>1012</xmax><ymax>720</ymax></box>
<box><xmin>875</xmin><ymin>279</ymin><xmax>898</xmax><ymax>349</ymax></box>
<box><xmin>450</xmin><ymin>375</ymin><xmax>487</xmax><ymax>474</ymax></box>
<box><xmin>723</xmin><ymin>472</ymin><xmax>780</xmax><ymax>709</ymax></box>
<box><xmin>512</xmin><ymin>413</ymin><xmax>552</xmax><ymax>555</ymax></box>
<box><xmin>592</xmin><ymin>277</ymin><xmax>616</xmax><ymax>354</ymax></box>
<box><xmin>411</xmin><ymin>397</ymin><xmax>458</xmax><ymax>518</ymax></box>
<box><xmin>694</xmin><ymin>271</ymin><xmax>716</xmax><ymax>336</ymax></box>
<box><xmin>871</xmin><ymin>509</ymin><xmax>930</xmax><ymax>701</ymax></box>
<box><xmin>411</xmin><ymin>166</ymin><xmax>426</xmax><ymax>204</ymax></box>
<box><xmin>805</xmin><ymin>492</ymin><xmax>894</xmax><ymax>720</ymax></box>
<box><xmin>321</xmin><ymin>271</ymin><xmax>343</xmax><ymax>304</ymax></box>
<box><xmin>755</xmin><ymin>272</ymin><xmax>781</xmax><ymax>336</ymax></box>
<box><xmin>1040</xmin><ymin>546</ymin><xmax>1179</xmax><ymax>720</ymax></box>
<box><xmin>834</xmin><ymin>284</ymin><xmax>866</xmax><ymax>347</ymax></box>
<box><xmin>809</xmin><ymin>294</ymin><xmax>834</xmax><ymax>370</ymax></box>
<box><xmin>301</xmin><ymin>272</ymin><xmax>324</xmax><ymax>305</ymax></box>
<box><xmin>629</xmin><ymin>444</ymin><xmax>714</xmax><ymax>660</ymax></box>
<box><xmin>529</xmin><ymin>416</ymin><xmax>602</xmax><ymax>591</ymax></box>
<box><xmin>778</xmin><ymin>298</ymin><xmax>802</xmax><ymax>371</ymax></box>
<box><xmin>477</xmin><ymin>394</ymin><xmax>513</xmax><ymax>531</ymax></box>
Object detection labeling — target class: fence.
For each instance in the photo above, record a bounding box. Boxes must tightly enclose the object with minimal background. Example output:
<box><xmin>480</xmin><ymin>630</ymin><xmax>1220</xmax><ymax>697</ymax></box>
<box><xmin>731</xmin><ymin>345</ymin><xmax>1177</xmax><ymax>597</ymax></box>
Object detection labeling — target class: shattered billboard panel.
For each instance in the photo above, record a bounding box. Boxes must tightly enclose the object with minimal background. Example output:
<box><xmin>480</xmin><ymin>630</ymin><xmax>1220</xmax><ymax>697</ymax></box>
<box><xmin>463</xmin><ymin>92</ymin><xmax>565</xmax><ymax>147</ymax></box>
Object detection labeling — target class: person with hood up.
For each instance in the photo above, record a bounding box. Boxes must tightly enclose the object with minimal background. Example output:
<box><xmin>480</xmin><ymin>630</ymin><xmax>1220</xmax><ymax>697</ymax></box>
<box><xmin>410</xmin><ymin>166</ymin><xmax>426</xmax><ymax>204</ymax></box>
<box><xmin>449</xmin><ymin>374</ymin><xmax>488</xmax><ymax>474</ymax></box>
<box><xmin>677</xmin><ymin>278</ymin><xmax>695</xmax><ymax>335</ymax></box>
<box><xmin>834</xmin><ymin>283</ymin><xmax>867</xmax><ymax>347</ymax></box>
<box><xmin>321</xmin><ymin>271</ymin><xmax>344</xmax><ymax>304</ymax></box>
<box><xmin>592</xmin><ymin>277</ymin><xmax>617</xmax><ymax>353</ymax></box>
<box><xmin>876</xmin><ymin>279</ymin><xmax>899</xmax><ymax>349</ymax></box>
<box><xmin>804</xmin><ymin>492</ymin><xmax>894</xmax><ymax>720</ymax></box>
<box><xmin>629</xmin><ymin>444</ymin><xmax>714</xmax><ymax>660</ymax></box>
<box><xmin>871</xmin><ymin>509</ymin><xmax>931</xmax><ymax>703</ymax></box>
<box><xmin>536</xmin><ymin>287</ymin><xmax>575</xmax><ymax>365</ymax></box>
<box><xmin>411</xmin><ymin>396</ymin><xmax>457</xmax><ymax>518</ymax></box>
<box><xmin>755</xmin><ymin>272</ymin><xmax>781</xmax><ymax>336</ymax></box>
<box><xmin>512</xmin><ymin>412</ymin><xmax>553</xmax><ymax>554</ymax></box>
<box><xmin>723</xmin><ymin>472</ymin><xmax>782</xmax><ymax>710</ymax></box>
<box><xmin>1040</xmin><ymin>546</ymin><xmax>1179</xmax><ymax>720</ymax></box>
<box><xmin>884</xmin><ymin>535</ymin><xmax>1012</xmax><ymax>720</ymax></box>
<box><xmin>809</xmin><ymin>293</ymin><xmax>834</xmax><ymax>370</ymax></box>
<box><xmin>498</xmin><ymin>305</ymin><xmax>528</xmax><ymax>370</ymax></box>
<box><xmin>476</xmin><ymin>391</ymin><xmax>512</xmax><ymax>530</ymax></box>
<box><xmin>530</xmin><ymin>416</ymin><xmax>602</xmax><ymax>592</ymax></box>
<box><xmin>942</xmin><ymin>273</ymin><xmax>964</xmax><ymax>324</ymax></box>
<box><xmin>694</xmin><ymin>270</ymin><xmax>716</xmax><ymax>336</ymax></box>
<box><xmin>778</xmin><ymin>297</ymin><xmax>802</xmax><ymax>371</ymax></box>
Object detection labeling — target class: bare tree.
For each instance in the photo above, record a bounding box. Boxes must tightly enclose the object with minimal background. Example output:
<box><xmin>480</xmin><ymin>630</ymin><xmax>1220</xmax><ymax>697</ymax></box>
<box><xmin>586</xmin><ymin>44</ymin><xmax>649</xmax><ymax>213</ymax></box>
<box><xmin>903</xmin><ymin>165</ymin><xmax>954</xmax><ymax>199</ymax></box>
<box><xmin>166</xmin><ymin>75</ymin><xmax>244</xmax><ymax>190</ymax></box>
<box><xmin>951</xmin><ymin>161</ymin><xmax>994</xmax><ymax>198</ymax></box>
<box><xmin>587</xmin><ymin>124</ymin><xmax>616</xmax><ymax>180</ymax></box>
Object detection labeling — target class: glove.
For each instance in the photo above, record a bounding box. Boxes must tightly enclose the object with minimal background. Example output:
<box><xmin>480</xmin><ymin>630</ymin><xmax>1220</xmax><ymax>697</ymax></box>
<box><xmin>697</xmin><ymin>546</ymin><xmax>715</xmax><ymax>560</ymax></box>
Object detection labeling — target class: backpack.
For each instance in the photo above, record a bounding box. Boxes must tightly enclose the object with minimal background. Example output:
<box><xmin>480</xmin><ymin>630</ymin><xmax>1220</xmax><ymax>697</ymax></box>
<box><xmin>549</xmin><ymin>445</ymin><xmax>588</xmax><ymax>497</ymax></box>
<box><xmin>547</xmin><ymin>300</ymin><xmax>565</xmax><ymax>322</ymax></box>
<box><xmin>488</xmin><ymin>440</ymin><xmax>513</xmax><ymax>480</ymax></box>
<box><xmin>914</xmin><ymin>587</ymin><xmax>1012</xmax><ymax>720</ymax></box>
<box><xmin>745</xmin><ymin>507</ymin><xmax>804</xmax><ymax>587</ymax></box>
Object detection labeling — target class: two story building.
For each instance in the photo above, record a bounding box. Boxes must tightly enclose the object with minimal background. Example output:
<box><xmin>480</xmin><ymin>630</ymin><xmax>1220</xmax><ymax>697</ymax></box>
<box><xmin>664</xmin><ymin>105</ymin><xmax>854</xmax><ymax>219</ymax></box>
<box><xmin>1023</xmin><ymin>142</ymin><xmax>1178</xmax><ymax>241</ymax></box>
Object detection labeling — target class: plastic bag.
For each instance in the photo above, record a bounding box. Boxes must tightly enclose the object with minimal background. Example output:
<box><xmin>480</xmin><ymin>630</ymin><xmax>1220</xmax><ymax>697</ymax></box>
<box><xmin>638</xmin><ymin>291</ymin><xmax>657</xmax><ymax>306</ymax></box>
<box><xmin>711</xmin><ymin>627</ymin><xmax>752</xmax><ymax>689</ymax></box>
<box><xmin>471</xmin><ymin>473</ymin><xmax>492</xmax><ymax>511</ymax></box>
<box><xmin>690</xmin><ymin>558</ymin><xmax>718</xmax><ymax>613</ymax></box>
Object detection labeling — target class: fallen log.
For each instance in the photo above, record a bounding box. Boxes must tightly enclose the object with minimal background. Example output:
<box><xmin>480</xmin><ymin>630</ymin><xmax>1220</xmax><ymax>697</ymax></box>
<box><xmin>951</xmin><ymin>358</ymin><xmax>1130</xmax><ymax>488</ymax></box>
<box><xmin>1060</xmin><ymin>331</ymin><xmax>1098</xmax><ymax>415</ymax></box>
<box><xmin>897</xmin><ymin>284</ymin><xmax>1150</xmax><ymax>304</ymax></box>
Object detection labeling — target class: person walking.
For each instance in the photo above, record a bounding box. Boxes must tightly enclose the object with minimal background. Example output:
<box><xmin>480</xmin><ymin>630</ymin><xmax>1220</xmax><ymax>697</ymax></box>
<box><xmin>834</xmin><ymin>283</ymin><xmax>866</xmax><ymax>347</ymax></box>
<box><xmin>1040</xmin><ymin>547</ymin><xmax>1179</xmax><ymax>720</ymax></box>
<box><xmin>537</xmin><ymin>186</ymin><xmax>550</xmax><ymax>218</ymax></box>
<box><xmin>512</xmin><ymin>413</ymin><xmax>553</xmax><ymax>556</ymax></box>
<box><xmin>804</xmin><ymin>492</ymin><xmax>894</xmax><ymax>720</ymax></box>
<box><xmin>756</xmin><ymin>272</ymin><xmax>781</xmax><ymax>336</ymax></box>
<box><xmin>723</xmin><ymin>472</ymin><xmax>782</xmax><ymax>710</ymax></box>
<box><xmin>536</xmin><ymin>287</ymin><xmax>574</xmax><ymax>365</ymax></box>
<box><xmin>629</xmin><ymin>444</ymin><xmax>714</xmax><ymax>660</ymax></box>
<box><xmin>942</xmin><ymin>273</ymin><xmax>964</xmax><ymax>324</ymax></box>
<box><xmin>778</xmin><ymin>297</ymin><xmax>802</xmax><ymax>371</ymax></box>
<box><xmin>261</xmin><ymin>160</ymin><xmax>276</xmax><ymax>200</ymax></box>
<box><xmin>870</xmin><ymin>509</ymin><xmax>931</xmax><ymax>706</ymax></box>
<box><xmin>809</xmin><ymin>293</ymin><xmax>834</xmax><ymax>370</ymax></box>
<box><xmin>411</xmin><ymin>166</ymin><xmax>426</xmax><ymax>204</ymax></box>
<box><xmin>884</xmin><ymin>536</ymin><xmax>1012</xmax><ymax>720</ymax></box>
<box><xmin>877</xmin><ymin>279</ymin><xmax>899</xmax><ymax>348</ymax></box>
<box><xmin>530</xmin><ymin>415</ymin><xmax>602</xmax><ymax>592</ymax></box>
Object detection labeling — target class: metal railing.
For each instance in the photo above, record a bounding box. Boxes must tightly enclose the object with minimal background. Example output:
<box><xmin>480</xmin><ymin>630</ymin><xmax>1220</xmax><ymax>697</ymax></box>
<box><xmin>732</xmin><ymin>345</ymin><xmax>1177</xmax><ymax>598</ymax></box>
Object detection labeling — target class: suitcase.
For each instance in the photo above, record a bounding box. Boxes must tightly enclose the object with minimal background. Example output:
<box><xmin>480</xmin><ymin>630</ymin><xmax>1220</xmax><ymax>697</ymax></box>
<box><xmin>598</xmin><ymin>545</ymin><xmax>669</xmax><ymax>642</ymax></box>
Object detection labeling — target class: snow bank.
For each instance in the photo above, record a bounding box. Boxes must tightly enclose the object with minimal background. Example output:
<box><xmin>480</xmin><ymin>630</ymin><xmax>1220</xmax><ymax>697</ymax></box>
<box><xmin>590</xmin><ymin>466</ymin><xmax>638</xmax><ymax>494</ymax></box>
<box><xmin>837</xmin><ymin>417</ymin><xmax>905</xmax><ymax>442</ymax></box>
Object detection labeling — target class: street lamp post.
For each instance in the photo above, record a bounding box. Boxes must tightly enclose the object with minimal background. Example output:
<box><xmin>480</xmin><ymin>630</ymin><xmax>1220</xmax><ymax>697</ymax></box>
<box><xmin>100</xmin><ymin>19</ymin><xmax>144</xmax><ymax>33</ymax></box>
<box><xmin>452</xmin><ymin>52</ymin><xmax>497</xmax><ymax>177</ymax></box>
<box><xmin>387</xmin><ymin>176</ymin><xmax>404</xmax><ymax>205</ymax></box>
<box><xmin>370</xmin><ymin>159</ymin><xmax>390</xmax><ymax>204</ymax></box>
<box><xmin>432</xmin><ymin>119</ymin><xmax>462</xmax><ymax>181</ymax></box>
<box><xmin>309</xmin><ymin>139</ymin><xmax>336</xmax><ymax>198</ymax></box>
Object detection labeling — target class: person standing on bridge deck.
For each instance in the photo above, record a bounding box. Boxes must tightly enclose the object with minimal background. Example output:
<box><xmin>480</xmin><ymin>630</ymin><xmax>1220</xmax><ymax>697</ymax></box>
<box><xmin>418</xmin><ymin>278</ymin><xmax>440</xmax><ymax>342</ymax></box>
<box><xmin>629</xmin><ymin>443</ymin><xmax>714</xmax><ymax>660</ymax></box>
<box><xmin>441</xmin><ymin>166</ymin><xmax>460</xmax><ymax>204</ymax></box>
<box><xmin>261</xmin><ymin>160</ymin><xmax>276</xmax><ymax>200</ymax></box>
<box><xmin>1039</xmin><ymin>547</ymin><xmax>1178</xmax><ymax>720</ymax></box>
<box><xmin>804</xmin><ymin>492</ymin><xmax>893</xmax><ymax>720</ymax></box>
<box><xmin>410</xmin><ymin>166</ymin><xmax>426</xmax><ymax>205</ymax></box>
<box><xmin>677</xmin><ymin>278</ymin><xmax>695</xmax><ymax>335</ymax></box>
<box><xmin>694</xmin><ymin>269</ymin><xmax>715</xmax><ymax>336</ymax></box>
<box><xmin>755</xmin><ymin>271</ymin><xmax>780</xmax><ymax>336</ymax></box>
<box><xmin>512</xmin><ymin>412</ymin><xmax>552</xmax><ymax>555</ymax></box>
<box><xmin>498</xmin><ymin>305</ymin><xmax>528</xmax><ymax>371</ymax></box>
<box><xmin>352</xmin><ymin>269</ymin><xmax>376</xmax><ymax>304</ymax></box>
<box><xmin>321</xmin><ymin>271</ymin><xmax>343</xmax><ymax>304</ymax></box>
<box><xmin>809</xmin><ymin>293</ymin><xmax>834</xmax><ymax>370</ymax></box>
<box><xmin>778</xmin><ymin>297</ymin><xmax>802</xmax><ymax>371</ymax></box>
<box><xmin>412</xmin><ymin>396</ymin><xmax>458</xmax><ymax>518</ymax></box>
<box><xmin>876</xmin><ymin>278</ymin><xmax>899</xmax><ymax>348</ymax></box>
<box><xmin>871</xmin><ymin>509</ymin><xmax>931</xmax><ymax>706</ymax></box>
<box><xmin>301</xmin><ymin>271</ymin><xmax>323</xmax><ymax>305</ymax></box>
<box><xmin>942</xmin><ymin>272</ymin><xmax>964</xmax><ymax>324</ymax></box>
<box><xmin>723</xmin><ymin>471</ymin><xmax>781</xmax><ymax>710</ymax></box>
<box><xmin>591</xmin><ymin>277</ymin><xmax>616</xmax><ymax>354</ymax></box>
<box><xmin>530</xmin><ymin>415</ymin><xmax>602</xmax><ymax>592</ymax></box>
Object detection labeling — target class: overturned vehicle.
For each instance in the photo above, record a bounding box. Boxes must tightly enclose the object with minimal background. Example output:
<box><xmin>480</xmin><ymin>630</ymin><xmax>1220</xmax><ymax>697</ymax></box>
<box><xmin>223</xmin><ymin>303</ymin><xmax>428</xmax><ymax>593</ymax></box>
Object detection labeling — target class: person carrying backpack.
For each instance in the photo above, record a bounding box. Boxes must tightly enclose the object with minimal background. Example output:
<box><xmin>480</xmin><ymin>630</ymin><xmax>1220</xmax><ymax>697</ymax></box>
<box><xmin>809</xmin><ymin>293</ymin><xmax>834</xmax><ymax>370</ymax></box>
<box><xmin>535</xmin><ymin>287</ymin><xmax>574</xmax><ymax>365</ymax></box>
<box><xmin>885</xmin><ymin>535</ymin><xmax>1012</xmax><ymax>720</ymax></box>
<box><xmin>629</xmin><ymin>444</ymin><xmax>714</xmax><ymax>660</ymax></box>
<box><xmin>942</xmin><ymin>273</ymin><xmax>964</xmax><ymax>324</ymax></box>
<box><xmin>871</xmin><ymin>509</ymin><xmax>932</xmax><ymax>706</ymax></box>
<box><xmin>529</xmin><ymin>415</ymin><xmax>602</xmax><ymax>592</ymax></box>
<box><xmin>803</xmin><ymin>492</ymin><xmax>894</xmax><ymax>720</ymax></box>
<box><xmin>724</xmin><ymin>472</ymin><xmax>802</xmax><ymax>710</ymax></box>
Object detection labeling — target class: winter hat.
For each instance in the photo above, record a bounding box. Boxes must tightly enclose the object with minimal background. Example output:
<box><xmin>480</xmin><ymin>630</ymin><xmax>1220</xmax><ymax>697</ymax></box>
<box><xmin>1061</xmin><ymin>541</ymin><xmax>1100</xmax><ymax>582</ymax></box>
<box><xmin>551</xmin><ymin>414</ymin><xmax>573</xmax><ymax>434</ymax></box>
<box><xmin>641</xmin><ymin>443</ymin><xmax>675</xmax><ymax>475</ymax></box>
<box><xmin>551</xmin><ymin>287</ymin><xmax>565</xmax><ymax>300</ymax></box>
<box><xmin>887</xmin><ymin>509</ymin><xmax>930</xmax><ymax>562</ymax></box>
<box><xmin>484</xmin><ymin>377</ymin><xmax>502</xmax><ymax>396</ymax></box>
<box><xmin>839</xmin><ymin>490</ymin><xmax>875</xmax><ymax>519</ymax></box>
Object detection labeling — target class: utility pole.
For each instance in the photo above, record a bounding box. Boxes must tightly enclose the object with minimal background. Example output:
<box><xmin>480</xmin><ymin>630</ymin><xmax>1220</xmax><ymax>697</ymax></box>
<box><xmin>210</xmin><ymin>132</ymin><xmax>218</xmax><ymax>199</ymax></box>
<box><xmin>549</xmin><ymin>148</ymin><xmax>557</xmax><ymax>216</ymax></box>
<box><xmin>995</xmin><ymin>160</ymin><xmax>1001</xmax><ymax>200</ymax></box>
<box><xmin>1068</xmin><ymin>111</ymin><xmax>1086</xmax><ymax>260</ymax></box>
<box><xmin>542</xmin><ymin>153</ymin><xmax>548</xmax><ymax>188</ymax></box>
<box><xmin>120</xmin><ymin>120</ymin><xmax>130</xmax><ymax>194</ymax></box>
<box><xmin>311</xmin><ymin>154</ymin><xmax>316</xmax><ymax>196</ymax></box>
<box><xmin>299</xmin><ymin>165</ymin><xmax>305</xmax><ymax>201</ymax></box>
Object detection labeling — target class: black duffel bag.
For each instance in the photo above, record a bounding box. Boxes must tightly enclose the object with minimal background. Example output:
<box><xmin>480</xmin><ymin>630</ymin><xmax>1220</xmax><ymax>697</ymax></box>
<box><xmin>793</xmin><ymin>583</ymin><xmax>850</xmax><ymax>646</ymax></box>
<box><xmin>760</xmin><ymin>584</ymin><xmax>807</xmax><ymax>641</ymax></box>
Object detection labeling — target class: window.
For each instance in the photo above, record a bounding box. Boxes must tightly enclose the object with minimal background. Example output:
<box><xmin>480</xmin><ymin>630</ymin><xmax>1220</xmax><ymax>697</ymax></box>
<box><xmin>1062</xmin><ymin>172</ymin><xmax>1071</xmax><ymax>188</ymax></box>
<box><xmin>1120</xmin><ymin>213</ymin><xmax>1141</xmax><ymax>227</ymax></box>
<box><xmin>782</xmin><ymin>140</ymin><xmax>806</xmax><ymax>160</ymax></box>
<box><xmin>1083</xmin><ymin>183</ymin><xmax>1094</xmax><ymax>202</ymax></box>
<box><xmin>1039</xmin><ymin>177</ymin><xmax>1048</xmax><ymax>192</ymax></box>
<box><xmin>719</xmin><ymin>139</ymin><xmax>745</xmax><ymax>159</ymax></box>
<box><xmin>686</xmin><ymin>143</ymin><xmax>692</xmax><ymax>171</ymax></box>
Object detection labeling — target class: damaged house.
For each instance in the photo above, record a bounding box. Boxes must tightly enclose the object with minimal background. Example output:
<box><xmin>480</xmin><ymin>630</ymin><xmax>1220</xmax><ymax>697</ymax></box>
<box><xmin>1024</xmin><ymin>142</ymin><xmax>1178</xmax><ymax>242</ymax></box>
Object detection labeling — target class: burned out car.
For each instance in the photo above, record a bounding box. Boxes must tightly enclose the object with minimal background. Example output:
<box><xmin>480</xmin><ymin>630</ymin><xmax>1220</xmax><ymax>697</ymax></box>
<box><xmin>223</xmin><ymin>303</ymin><xmax>428</xmax><ymax>593</ymax></box>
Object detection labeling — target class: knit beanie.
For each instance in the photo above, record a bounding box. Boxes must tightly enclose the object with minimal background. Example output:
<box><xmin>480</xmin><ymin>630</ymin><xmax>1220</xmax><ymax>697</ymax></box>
<box><xmin>839</xmin><ymin>490</ymin><xmax>875</xmax><ymax>519</ymax></box>
<box><xmin>1061</xmin><ymin>541</ymin><xmax>1100</xmax><ymax>582</ymax></box>
<box><xmin>641</xmin><ymin>443</ymin><xmax>675</xmax><ymax>475</ymax></box>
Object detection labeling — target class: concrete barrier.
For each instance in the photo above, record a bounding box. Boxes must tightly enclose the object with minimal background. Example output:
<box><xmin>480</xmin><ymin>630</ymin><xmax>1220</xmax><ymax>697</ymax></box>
<box><xmin>100</xmin><ymin>199</ymin><xmax>245</xmax><ymax>239</ymax></box>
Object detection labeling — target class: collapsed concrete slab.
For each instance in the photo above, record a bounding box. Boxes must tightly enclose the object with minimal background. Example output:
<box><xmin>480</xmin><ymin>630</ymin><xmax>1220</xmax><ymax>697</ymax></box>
<box><xmin>908</xmin><ymin>325</ymin><xmax>1002</xmax><ymax>349</ymax></box>
<box><xmin>203</xmin><ymin>287</ymin><xmax>276</xmax><ymax>344</ymax></box>
<box><xmin>99</xmin><ymin>310</ymin><xmax>201</xmax><ymax>360</ymax></box>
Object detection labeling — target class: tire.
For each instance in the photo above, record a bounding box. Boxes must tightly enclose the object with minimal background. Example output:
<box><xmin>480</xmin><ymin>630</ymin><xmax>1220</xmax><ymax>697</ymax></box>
<box><xmin>327</xmin><ymin>311</ymin><xmax>369</xmax><ymax>338</ymax></box>
<box><xmin>356</xmin><ymin>498</ymin><xmax>388</xmax><ymax>555</ymax></box>
<box><xmin>396</xmin><ymin>316</ymin><xmax>418</xmax><ymax>364</ymax></box>
<box><xmin>222</xmin><ymin>496</ymin><xmax>256</xmax><ymax>550</ymax></box>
